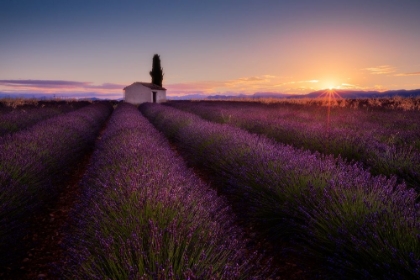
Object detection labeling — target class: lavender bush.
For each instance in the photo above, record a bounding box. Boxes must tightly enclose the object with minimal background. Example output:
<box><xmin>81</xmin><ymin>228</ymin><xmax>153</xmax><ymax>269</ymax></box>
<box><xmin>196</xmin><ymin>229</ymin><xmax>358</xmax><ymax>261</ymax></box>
<box><xmin>63</xmin><ymin>103</ymin><xmax>267</xmax><ymax>279</ymax></box>
<box><xmin>0</xmin><ymin>100</ymin><xmax>90</xmax><ymax>136</ymax></box>
<box><xmin>0</xmin><ymin>102</ymin><xmax>112</xmax><ymax>265</ymax></box>
<box><xmin>168</xmin><ymin>101</ymin><xmax>420</xmax><ymax>190</ymax></box>
<box><xmin>141</xmin><ymin>103</ymin><xmax>420</xmax><ymax>279</ymax></box>
<box><xmin>0</xmin><ymin>107</ymin><xmax>60</xmax><ymax>136</ymax></box>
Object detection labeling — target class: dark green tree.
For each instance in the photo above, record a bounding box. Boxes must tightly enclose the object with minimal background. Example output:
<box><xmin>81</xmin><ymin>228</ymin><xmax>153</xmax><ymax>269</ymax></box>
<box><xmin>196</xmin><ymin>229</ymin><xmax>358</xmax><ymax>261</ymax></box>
<box><xmin>149</xmin><ymin>54</ymin><xmax>164</xmax><ymax>87</ymax></box>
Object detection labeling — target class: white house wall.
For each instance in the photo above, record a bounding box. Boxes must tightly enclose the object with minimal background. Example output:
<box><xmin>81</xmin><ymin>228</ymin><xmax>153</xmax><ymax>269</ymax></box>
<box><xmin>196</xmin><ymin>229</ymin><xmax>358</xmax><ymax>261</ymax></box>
<box><xmin>124</xmin><ymin>83</ymin><xmax>167</xmax><ymax>104</ymax></box>
<box><xmin>125</xmin><ymin>84</ymin><xmax>151</xmax><ymax>104</ymax></box>
<box><xmin>155</xmin><ymin>90</ymin><xmax>166</xmax><ymax>103</ymax></box>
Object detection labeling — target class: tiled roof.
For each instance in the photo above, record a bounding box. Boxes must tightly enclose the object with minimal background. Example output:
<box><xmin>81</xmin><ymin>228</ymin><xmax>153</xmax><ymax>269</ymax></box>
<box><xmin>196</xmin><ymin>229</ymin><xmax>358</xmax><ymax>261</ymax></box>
<box><xmin>123</xmin><ymin>82</ymin><xmax>166</xmax><ymax>90</ymax></box>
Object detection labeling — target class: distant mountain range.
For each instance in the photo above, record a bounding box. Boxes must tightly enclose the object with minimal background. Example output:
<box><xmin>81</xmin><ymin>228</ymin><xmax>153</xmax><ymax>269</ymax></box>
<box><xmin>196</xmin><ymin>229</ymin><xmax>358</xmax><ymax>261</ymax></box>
<box><xmin>301</xmin><ymin>89</ymin><xmax>420</xmax><ymax>99</ymax></box>
<box><xmin>2</xmin><ymin>89</ymin><xmax>420</xmax><ymax>101</ymax></box>
<box><xmin>168</xmin><ymin>89</ymin><xmax>420</xmax><ymax>100</ymax></box>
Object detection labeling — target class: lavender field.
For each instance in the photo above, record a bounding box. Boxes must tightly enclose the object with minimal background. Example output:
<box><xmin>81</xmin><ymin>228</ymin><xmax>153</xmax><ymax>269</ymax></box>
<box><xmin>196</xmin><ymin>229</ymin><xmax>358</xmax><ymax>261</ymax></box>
<box><xmin>1</xmin><ymin>99</ymin><xmax>420</xmax><ymax>279</ymax></box>
<box><xmin>168</xmin><ymin>100</ymin><xmax>420</xmax><ymax>190</ymax></box>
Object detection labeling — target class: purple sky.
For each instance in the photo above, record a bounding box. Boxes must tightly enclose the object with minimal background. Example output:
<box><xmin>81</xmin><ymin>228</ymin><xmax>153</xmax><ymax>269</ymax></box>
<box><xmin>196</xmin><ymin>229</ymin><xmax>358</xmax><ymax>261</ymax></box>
<box><xmin>1</xmin><ymin>0</ymin><xmax>420</xmax><ymax>99</ymax></box>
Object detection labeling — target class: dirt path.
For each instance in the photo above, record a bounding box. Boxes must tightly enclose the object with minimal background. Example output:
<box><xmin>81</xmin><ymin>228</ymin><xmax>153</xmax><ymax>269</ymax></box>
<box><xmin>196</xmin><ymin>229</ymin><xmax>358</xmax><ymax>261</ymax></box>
<box><xmin>0</xmin><ymin>118</ymin><xmax>110</xmax><ymax>280</ymax></box>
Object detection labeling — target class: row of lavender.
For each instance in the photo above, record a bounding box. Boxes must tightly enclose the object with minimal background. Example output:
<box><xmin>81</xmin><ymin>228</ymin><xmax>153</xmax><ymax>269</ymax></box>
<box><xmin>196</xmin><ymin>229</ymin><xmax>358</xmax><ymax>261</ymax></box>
<box><xmin>140</xmin><ymin>103</ymin><xmax>420</xmax><ymax>279</ymax></box>
<box><xmin>168</xmin><ymin>101</ymin><xmax>420</xmax><ymax>190</ymax></box>
<box><xmin>207</xmin><ymin>96</ymin><xmax>420</xmax><ymax>111</ymax></box>
<box><xmin>167</xmin><ymin>101</ymin><xmax>420</xmax><ymax>153</ymax></box>
<box><xmin>0</xmin><ymin>102</ymin><xmax>113</xmax><ymax>265</ymax></box>
<box><xmin>0</xmin><ymin>101</ymin><xmax>90</xmax><ymax>137</ymax></box>
<box><xmin>62</xmin><ymin>103</ymin><xmax>268</xmax><ymax>279</ymax></box>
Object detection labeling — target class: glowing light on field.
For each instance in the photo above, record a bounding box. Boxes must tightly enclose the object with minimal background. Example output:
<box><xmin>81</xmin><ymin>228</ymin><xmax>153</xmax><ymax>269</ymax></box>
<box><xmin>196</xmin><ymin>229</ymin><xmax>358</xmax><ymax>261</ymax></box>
<box><xmin>317</xmin><ymin>88</ymin><xmax>343</xmax><ymax>153</ymax></box>
<box><xmin>318</xmin><ymin>88</ymin><xmax>343</xmax><ymax>106</ymax></box>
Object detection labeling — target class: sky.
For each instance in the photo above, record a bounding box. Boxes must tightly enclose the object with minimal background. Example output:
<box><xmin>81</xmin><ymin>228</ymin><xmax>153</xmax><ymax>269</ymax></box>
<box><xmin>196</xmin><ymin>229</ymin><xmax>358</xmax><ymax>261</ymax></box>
<box><xmin>1</xmin><ymin>0</ymin><xmax>420</xmax><ymax>99</ymax></box>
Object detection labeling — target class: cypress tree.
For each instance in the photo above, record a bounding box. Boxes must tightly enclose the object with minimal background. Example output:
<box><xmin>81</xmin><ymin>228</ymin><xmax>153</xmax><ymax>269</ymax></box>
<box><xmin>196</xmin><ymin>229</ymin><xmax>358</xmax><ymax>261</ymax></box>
<box><xmin>149</xmin><ymin>54</ymin><xmax>164</xmax><ymax>87</ymax></box>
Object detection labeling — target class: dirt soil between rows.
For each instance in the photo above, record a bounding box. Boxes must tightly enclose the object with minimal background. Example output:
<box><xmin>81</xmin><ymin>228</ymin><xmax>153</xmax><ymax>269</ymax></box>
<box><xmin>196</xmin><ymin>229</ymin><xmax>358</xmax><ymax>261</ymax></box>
<box><xmin>0</xmin><ymin>118</ymin><xmax>110</xmax><ymax>280</ymax></box>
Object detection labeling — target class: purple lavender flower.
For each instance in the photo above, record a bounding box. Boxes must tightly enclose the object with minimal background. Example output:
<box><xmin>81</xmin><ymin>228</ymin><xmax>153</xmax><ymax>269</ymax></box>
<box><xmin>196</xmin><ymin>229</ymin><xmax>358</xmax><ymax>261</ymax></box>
<box><xmin>63</xmin><ymin>103</ymin><xmax>267</xmax><ymax>279</ymax></box>
<box><xmin>167</xmin><ymin>101</ymin><xmax>420</xmax><ymax>190</ymax></box>
<box><xmin>141</xmin><ymin>102</ymin><xmax>420</xmax><ymax>279</ymax></box>
<box><xmin>0</xmin><ymin>102</ymin><xmax>112</xmax><ymax>264</ymax></box>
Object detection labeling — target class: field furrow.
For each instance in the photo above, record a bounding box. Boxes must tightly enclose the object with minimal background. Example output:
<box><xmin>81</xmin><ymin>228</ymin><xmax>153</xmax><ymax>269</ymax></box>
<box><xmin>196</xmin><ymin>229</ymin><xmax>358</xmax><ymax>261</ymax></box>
<box><xmin>0</xmin><ymin>101</ymin><xmax>90</xmax><ymax>137</ymax></box>
<box><xmin>61</xmin><ymin>103</ymin><xmax>269</xmax><ymax>279</ymax></box>
<box><xmin>167</xmin><ymin>101</ymin><xmax>420</xmax><ymax>191</ymax></box>
<box><xmin>141</xmin><ymin>102</ymin><xmax>420</xmax><ymax>279</ymax></box>
<box><xmin>0</xmin><ymin>102</ymin><xmax>113</xmax><ymax>268</ymax></box>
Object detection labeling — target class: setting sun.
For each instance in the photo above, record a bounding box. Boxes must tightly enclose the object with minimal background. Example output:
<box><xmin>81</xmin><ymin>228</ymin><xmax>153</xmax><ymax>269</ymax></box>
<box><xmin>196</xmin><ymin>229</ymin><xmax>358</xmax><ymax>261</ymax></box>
<box><xmin>322</xmin><ymin>79</ymin><xmax>340</xmax><ymax>91</ymax></box>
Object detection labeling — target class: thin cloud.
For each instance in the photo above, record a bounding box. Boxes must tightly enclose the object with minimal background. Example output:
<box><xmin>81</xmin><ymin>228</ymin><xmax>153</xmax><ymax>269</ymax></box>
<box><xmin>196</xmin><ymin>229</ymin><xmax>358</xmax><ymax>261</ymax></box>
<box><xmin>237</xmin><ymin>76</ymin><xmax>264</xmax><ymax>82</ymax></box>
<box><xmin>167</xmin><ymin>73</ymin><xmax>414</xmax><ymax>96</ymax></box>
<box><xmin>0</xmin><ymin>79</ymin><xmax>125</xmax><ymax>90</ymax></box>
<box><xmin>272</xmin><ymin>79</ymin><xmax>318</xmax><ymax>87</ymax></box>
<box><xmin>395</xmin><ymin>72</ymin><xmax>420</xmax><ymax>77</ymax></box>
<box><xmin>0</xmin><ymin>79</ymin><xmax>125</xmax><ymax>98</ymax></box>
<box><xmin>340</xmin><ymin>83</ymin><xmax>357</xmax><ymax>88</ymax></box>
<box><xmin>167</xmin><ymin>75</ymin><xmax>278</xmax><ymax>95</ymax></box>
<box><xmin>168</xmin><ymin>81</ymin><xmax>226</xmax><ymax>91</ymax></box>
<box><xmin>230</xmin><ymin>75</ymin><xmax>273</xmax><ymax>83</ymax></box>
<box><xmin>0</xmin><ymin>91</ymin><xmax>123</xmax><ymax>100</ymax></box>
<box><xmin>0</xmin><ymin>79</ymin><xmax>89</xmax><ymax>88</ymax></box>
<box><xmin>364</xmin><ymin>65</ymin><xmax>396</xmax><ymax>75</ymax></box>
<box><xmin>86</xmin><ymin>83</ymin><xmax>125</xmax><ymax>90</ymax></box>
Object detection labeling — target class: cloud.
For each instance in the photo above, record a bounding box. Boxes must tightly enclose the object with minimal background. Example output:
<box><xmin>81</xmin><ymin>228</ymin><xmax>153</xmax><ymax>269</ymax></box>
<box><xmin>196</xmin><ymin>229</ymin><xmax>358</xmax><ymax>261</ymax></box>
<box><xmin>0</xmin><ymin>79</ymin><xmax>125</xmax><ymax>98</ymax></box>
<box><xmin>166</xmin><ymin>76</ymin><xmax>326</xmax><ymax>96</ymax></box>
<box><xmin>0</xmin><ymin>80</ymin><xmax>124</xmax><ymax>89</ymax></box>
<box><xmin>166</xmin><ymin>75</ymin><xmax>279</xmax><ymax>96</ymax></box>
<box><xmin>1</xmin><ymin>77</ymin><xmax>323</xmax><ymax>97</ymax></box>
<box><xmin>167</xmin><ymin>81</ymin><xmax>226</xmax><ymax>91</ymax></box>
<box><xmin>87</xmin><ymin>83</ymin><xmax>125</xmax><ymax>90</ymax></box>
<box><xmin>272</xmin><ymin>80</ymin><xmax>318</xmax><ymax>87</ymax></box>
<box><xmin>0</xmin><ymin>91</ymin><xmax>123</xmax><ymax>100</ymax></box>
<box><xmin>237</xmin><ymin>76</ymin><xmax>264</xmax><ymax>82</ymax></box>
<box><xmin>395</xmin><ymin>72</ymin><xmax>420</xmax><ymax>77</ymax></box>
<box><xmin>0</xmin><ymin>80</ymin><xmax>89</xmax><ymax>88</ymax></box>
<box><xmin>0</xmin><ymin>79</ymin><xmax>125</xmax><ymax>90</ymax></box>
<box><xmin>340</xmin><ymin>83</ymin><xmax>357</xmax><ymax>88</ymax></box>
<box><xmin>363</xmin><ymin>65</ymin><xmax>396</xmax><ymax>75</ymax></box>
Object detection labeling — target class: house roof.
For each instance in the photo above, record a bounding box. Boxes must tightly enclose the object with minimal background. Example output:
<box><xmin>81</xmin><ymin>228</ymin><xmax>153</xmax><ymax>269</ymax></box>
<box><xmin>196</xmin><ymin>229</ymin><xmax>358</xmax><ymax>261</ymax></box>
<box><xmin>123</xmin><ymin>82</ymin><xmax>166</xmax><ymax>90</ymax></box>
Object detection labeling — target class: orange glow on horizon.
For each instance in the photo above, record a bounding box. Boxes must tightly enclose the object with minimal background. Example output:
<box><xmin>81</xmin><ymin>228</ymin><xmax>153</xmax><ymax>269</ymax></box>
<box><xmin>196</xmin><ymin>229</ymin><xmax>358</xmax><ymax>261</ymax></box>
<box><xmin>318</xmin><ymin>88</ymin><xmax>343</xmax><ymax>102</ymax></box>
